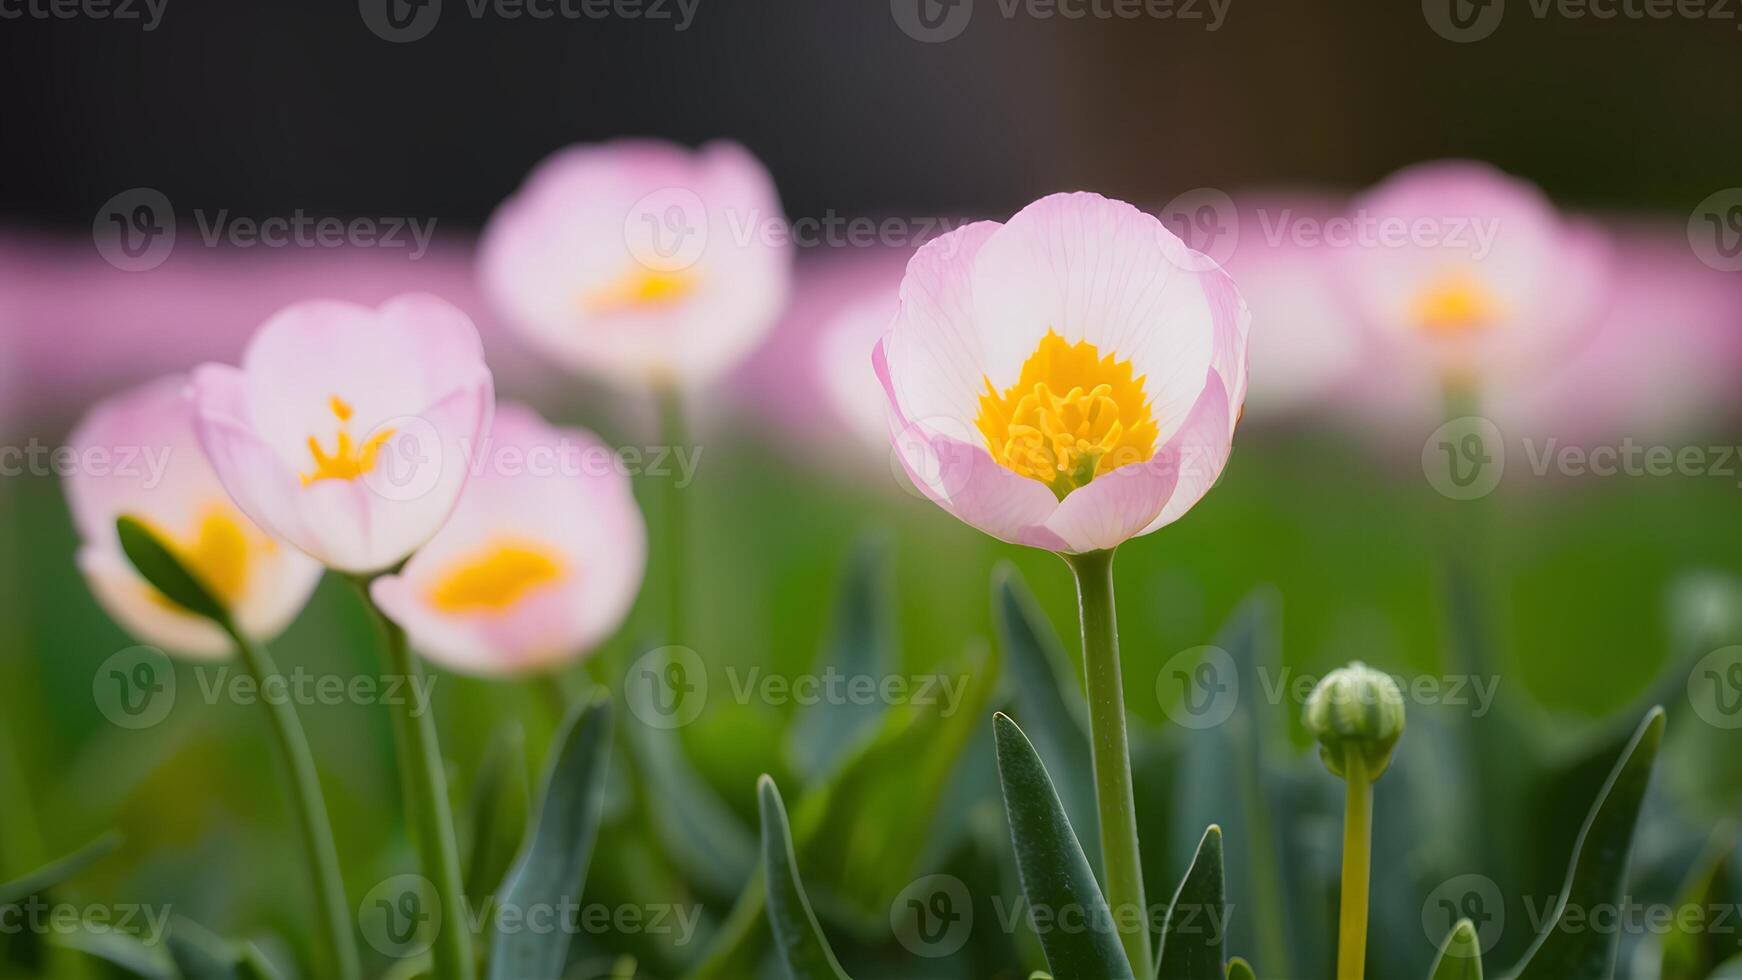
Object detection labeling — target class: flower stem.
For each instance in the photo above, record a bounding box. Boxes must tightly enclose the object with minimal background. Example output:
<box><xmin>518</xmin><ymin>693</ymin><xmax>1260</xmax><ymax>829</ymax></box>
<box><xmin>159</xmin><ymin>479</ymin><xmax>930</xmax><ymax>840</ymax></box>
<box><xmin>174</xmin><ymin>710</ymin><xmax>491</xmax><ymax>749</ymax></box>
<box><xmin>1063</xmin><ymin>548</ymin><xmax>1152</xmax><ymax>978</ymax></box>
<box><xmin>352</xmin><ymin>584</ymin><xmax>475</xmax><ymax>980</ymax></box>
<box><xmin>1336</xmin><ymin>747</ymin><xmax>1374</xmax><ymax>980</ymax></box>
<box><xmin>220</xmin><ymin>620</ymin><xmax>361</xmax><ymax>980</ymax></box>
<box><xmin>656</xmin><ymin>382</ymin><xmax>689</xmax><ymax>646</ymax></box>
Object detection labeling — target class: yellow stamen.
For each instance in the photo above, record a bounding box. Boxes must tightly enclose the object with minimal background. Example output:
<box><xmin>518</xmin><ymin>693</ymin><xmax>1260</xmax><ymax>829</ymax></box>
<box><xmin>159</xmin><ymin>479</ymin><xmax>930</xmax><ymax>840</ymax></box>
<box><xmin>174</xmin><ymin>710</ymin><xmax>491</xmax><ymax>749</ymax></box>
<box><xmin>974</xmin><ymin>331</ymin><xmax>1159</xmax><ymax>500</ymax></box>
<box><xmin>302</xmin><ymin>395</ymin><xmax>394</xmax><ymax>485</ymax></box>
<box><xmin>1413</xmin><ymin>271</ymin><xmax>1502</xmax><ymax>337</ymax></box>
<box><xmin>582</xmin><ymin>266</ymin><xmax>696</xmax><ymax>315</ymax></box>
<box><xmin>427</xmin><ymin>540</ymin><xmax>567</xmax><ymax>614</ymax></box>
<box><xmin>138</xmin><ymin>504</ymin><xmax>266</xmax><ymax>610</ymax></box>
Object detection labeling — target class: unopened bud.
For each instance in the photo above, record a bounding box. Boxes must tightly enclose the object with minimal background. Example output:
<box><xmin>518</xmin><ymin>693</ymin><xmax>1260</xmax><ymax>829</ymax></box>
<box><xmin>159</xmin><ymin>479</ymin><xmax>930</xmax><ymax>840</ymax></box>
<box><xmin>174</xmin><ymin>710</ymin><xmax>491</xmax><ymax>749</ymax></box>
<box><xmin>1304</xmin><ymin>661</ymin><xmax>1405</xmax><ymax>781</ymax></box>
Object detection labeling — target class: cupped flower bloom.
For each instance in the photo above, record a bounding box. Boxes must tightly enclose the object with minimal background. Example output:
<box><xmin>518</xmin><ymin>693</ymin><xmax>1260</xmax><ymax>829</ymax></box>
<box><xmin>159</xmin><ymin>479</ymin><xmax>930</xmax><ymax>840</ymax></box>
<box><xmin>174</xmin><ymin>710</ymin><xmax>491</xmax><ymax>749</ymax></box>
<box><xmin>1338</xmin><ymin>160</ymin><xmax>1608</xmax><ymax>384</ymax></box>
<box><xmin>189</xmin><ymin>294</ymin><xmax>494</xmax><ymax>574</ymax></box>
<box><xmin>368</xmin><ymin>404</ymin><xmax>645</xmax><ymax>675</ymax></box>
<box><xmin>66</xmin><ymin>376</ymin><xmax>324</xmax><ymax>656</ymax></box>
<box><xmin>876</xmin><ymin>192</ymin><xmax>1249</xmax><ymax>553</ymax></box>
<box><xmin>479</xmin><ymin>139</ymin><xmax>792</xmax><ymax>388</ymax></box>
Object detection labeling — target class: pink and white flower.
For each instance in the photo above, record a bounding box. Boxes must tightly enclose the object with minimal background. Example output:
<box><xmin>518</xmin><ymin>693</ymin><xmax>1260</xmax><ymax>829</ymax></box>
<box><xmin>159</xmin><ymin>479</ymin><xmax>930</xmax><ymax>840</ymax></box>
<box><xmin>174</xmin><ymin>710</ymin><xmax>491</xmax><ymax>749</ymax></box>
<box><xmin>479</xmin><ymin>139</ymin><xmax>792</xmax><ymax>388</ymax></box>
<box><xmin>876</xmin><ymin>192</ymin><xmax>1249</xmax><ymax>554</ymax></box>
<box><xmin>66</xmin><ymin>376</ymin><xmax>323</xmax><ymax>656</ymax></box>
<box><xmin>368</xmin><ymin>404</ymin><xmax>645</xmax><ymax>675</ymax></box>
<box><xmin>189</xmin><ymin>294</ymin><xmax>495</xmax><ymax>574</ymax></box>
<box><xmin>1337</xmin><ymin>160</ymin><xmax>1609</xmax><ymax>384</ymax></box>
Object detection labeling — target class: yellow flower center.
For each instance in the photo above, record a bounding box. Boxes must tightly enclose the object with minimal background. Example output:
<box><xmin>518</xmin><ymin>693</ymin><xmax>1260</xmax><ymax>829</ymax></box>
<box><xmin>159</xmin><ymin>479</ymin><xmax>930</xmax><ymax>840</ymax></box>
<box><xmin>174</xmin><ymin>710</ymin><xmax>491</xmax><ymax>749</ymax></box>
<box><xmin>975</xmin><ymin>331</ymin><xmax>1159</xmax><ymax>500</ymax></box>
<box><xmin>1413</xmin><ymin>271</ymin><xmax>1502</xmax><ymax>337</ymax></box>
<box><xmin>427</xmin><ymin>539</ymin><xmax>567</xmax><ymax>614</ymax></box>
<box><xmin>302</xmin><ymin>396</ymin><xmax>394</xmax><ymax>486</ymax></box>
<box><xmin>138</xmin><ymin>504</ymin><xmax>267</xmax><ymax>610</ymax></box>
<box><xmin>582</xmin><ymin>266</ymin><xmax>696</xmax><ymax>315</ymax></box>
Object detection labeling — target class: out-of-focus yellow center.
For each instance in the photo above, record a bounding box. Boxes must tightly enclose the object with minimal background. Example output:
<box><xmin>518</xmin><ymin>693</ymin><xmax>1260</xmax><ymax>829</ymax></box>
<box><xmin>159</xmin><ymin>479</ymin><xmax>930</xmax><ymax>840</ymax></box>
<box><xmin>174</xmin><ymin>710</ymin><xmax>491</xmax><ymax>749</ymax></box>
<box><xmin>302</xmin><ymin>396</ymin><xmax>394</xmax><ymax>486</ymax></box>
<box><xmin>582</xmin><ymin>266</ymin><xmax>696</xmax><ymax>315</ymax></box>
<box><xmin>427</xmin><ymin>540</ymin><xmax>567</xmax><ymax>614</ymax></box>
<box><xmin>1413</xmin><ymin>271</ymin><xmax>1501</xmax><ymax>337</ymax></box>
<box><xmin>974</xmin><ymin>331</ymin><xmax>1159</xmax><ymax>500</ymax></box>
<box><xmin>139</xmin><ymin>504</ymin><xmax>266</xmax><ymax>610</ymax></box>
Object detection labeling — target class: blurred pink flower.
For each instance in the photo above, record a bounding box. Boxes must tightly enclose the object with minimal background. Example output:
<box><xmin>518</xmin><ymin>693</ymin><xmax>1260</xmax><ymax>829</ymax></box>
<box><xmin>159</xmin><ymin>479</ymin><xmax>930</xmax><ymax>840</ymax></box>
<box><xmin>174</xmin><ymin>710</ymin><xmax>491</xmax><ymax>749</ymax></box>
<box><xmin>1337</xmin><ymin>160</ymin><xmax>1610</xmax><ymax>386</ymax></box>
<box><xmin>479</xmin><ymin>139</ymin><xmax>792</xmax><ymax>389</ymax></box>
<box><xmin>189</xmin><ymin>295</ymin><xmax>495</xmax><ymax>574</ymax></box>
<box><xmin>370</xmin><ymin>403</ymin><xmax>645</xmax><ymax>676</ymax></box>
<box><xmin>65</xmin><ymin>375</ymin><xmax>323</xmax><ymax>656</ymax></box>
<box><xmin>876</xmin><ymin>192</ymin><xmax>1248</xmax><ymax>553</ymax></box>
<box><xmin>725</xmin><ymin>247</ymin><xmax>910</xmax><ymax>463</ymax></box>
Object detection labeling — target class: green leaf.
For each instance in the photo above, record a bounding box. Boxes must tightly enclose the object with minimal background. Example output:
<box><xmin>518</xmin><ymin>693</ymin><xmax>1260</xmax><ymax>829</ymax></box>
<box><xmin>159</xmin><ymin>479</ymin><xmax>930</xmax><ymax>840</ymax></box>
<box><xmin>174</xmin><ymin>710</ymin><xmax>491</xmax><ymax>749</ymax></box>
<box><xmin>461</xmin><ymin>722</ymin><xmax>530</xmax><ymax>906</ymax></box>
<box><xmin>165</xmin><ymin>921</ymin><xmax>252</xmax><ymax>980</ymax></box>
<box><xmin>1659</xmin><ymin>827</ymin><xmax>1739</xmax><ymax>980</ymax></box>
<box><xmin>993</xmin><ymin>712</ymin><xmax>1134</xmax><ymax>980</ymax></box>
<box><xmin>0</xmin><ymin>832</ymin><xmax>119</xmax><ymax>905</ymax></box>
<box><xmin>50</xmin><ymin>929</ymin><xmax>173</xmax><ymax>977</ymax></box>
<box><xmin>1428</xmin><ymin>919</ymin><xmax>1483</xmax><ymax>980</ymax></box>
<box><xmin>1225</xmin><ymin>958</ymin><xmax>1255</xmax><ymax>980</ymax></box>
<box><xmin>994</xmin><ymin>564</ymin><xmax>1098</xmax><ymax>865</ymax></box>
<box><xmin>621</xmin><ymin>698</ymin><xmax>758</xmax><ymax>900</ymax></box>
<box><xmin>787</xmin><ymin>535</ymin><xmax>894</xmax><ymax>783</ymax></box>
<box><xmin>1168</xmin><ymin>589</ymin><xmax>1290</xmax><ymax>978</ymax></box>
<box><xmin>759</xmin><ymin>775</ymin><xmax>851</xmax><ymax>980</ymax></box>
<box><xmin>1157</xmin><ymin>826</ymin><xmax>1226</xmax><ymax>980</ymax></box>
<box><xmin>1509</xmin><ymin>707</ymin><xmax>1666</xmax><ymax>980</ymax></box>
<box><xmin>489</xmin><ymin>695</ymin><xmax>614</xmax><ymax>980</ymax></box>
<box><xmin>115</xmin><ymin>516</ymin><xmax>228</xmax><ymax>623</ymax></box>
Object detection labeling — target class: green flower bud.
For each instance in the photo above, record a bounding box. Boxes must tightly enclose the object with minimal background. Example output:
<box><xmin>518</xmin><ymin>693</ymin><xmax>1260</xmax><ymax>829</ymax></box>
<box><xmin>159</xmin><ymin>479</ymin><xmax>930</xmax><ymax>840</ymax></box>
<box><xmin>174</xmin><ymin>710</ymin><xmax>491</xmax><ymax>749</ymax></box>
<box><xmin>1304</xmin><ymin>662</ymin><xmax>1406</xmax><ymax>781</ymax></box>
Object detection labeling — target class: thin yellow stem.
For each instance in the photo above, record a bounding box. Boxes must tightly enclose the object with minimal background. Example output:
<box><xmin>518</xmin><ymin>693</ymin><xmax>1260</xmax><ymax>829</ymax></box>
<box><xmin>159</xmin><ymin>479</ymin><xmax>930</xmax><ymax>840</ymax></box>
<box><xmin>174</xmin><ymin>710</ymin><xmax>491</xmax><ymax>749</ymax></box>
<box><xmin>1337</xmin><ymin>749</ymin><xmax>1374</xmax><ymax>980</ymax></box>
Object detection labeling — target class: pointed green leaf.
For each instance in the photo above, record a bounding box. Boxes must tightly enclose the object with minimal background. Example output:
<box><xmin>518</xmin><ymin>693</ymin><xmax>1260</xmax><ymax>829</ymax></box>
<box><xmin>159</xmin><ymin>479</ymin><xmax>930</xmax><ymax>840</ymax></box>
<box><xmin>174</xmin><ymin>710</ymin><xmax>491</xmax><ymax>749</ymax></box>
<box><xmin>787</xmin><ymin>536</ymin><xmax>894</xmax><ymax>783</ymax></box>
<box><xmin>116</xmin><ymin>516</ymin><xmax>228</xmax><ymax>623</ymax></box>
<box><xmin>621</xmin><ymin>703</ymin><xmax>758</xmax><ymax>899</ymax></box>
<box><xmin>0</xmin><ymin>832</ymin><xmax>119</xmax><ymax>905</ymax></box>
<box><xmin>1225</xmin><ymin>957</ymin><xmax>1255</xmax><ymax>980</ymax></box>
<box><xmin>165</xmin><ymin>921</ymin><xmax>251</xmax><ymax>980</ymax></box>
<box><xmin>489</xmin><ymin>695</ymin><xmax>613</xmax><ymax>980</ymax></box>
<box><xmin>51</xmin><ymin>929</ymin><xmax>173</xmax><ymax>977</ymax></box>
<box><xmin>1509</xmin><ymin>707</ymin><xmax>1666</xmax><ymax>980</ymax></box>
<box><xmin>461</xmin><ymin>722</ymin><xmax>529</xmax><ymax>905</ymax></box>
<box><xmin>994</xmin><ymin>564</ymin><xmax>1098</xmax><ymax>863</ymax></box>
<box><xmin>1660</xmin><ymin>828</ymin><xmax>1739</xmax><ymax>980</ymax></box>
<box><xmin>1429</xmin><ymin>919</ymin><xmax>1483</xmax><ymax>980</ymax></box>
<box><xmin>1158</xmin><ymin>825</ymin><xmax>1226</xmax><ymax>980</ymax></box>
<box><xmin>759</xmin><ymin>775</ymin><xmax>851</xmax><ymax>980</ymax></box>
<box><xmin>994</xmin><ymin>712</ymin><xmax>1134</xmax><ymax>980</ymax></box>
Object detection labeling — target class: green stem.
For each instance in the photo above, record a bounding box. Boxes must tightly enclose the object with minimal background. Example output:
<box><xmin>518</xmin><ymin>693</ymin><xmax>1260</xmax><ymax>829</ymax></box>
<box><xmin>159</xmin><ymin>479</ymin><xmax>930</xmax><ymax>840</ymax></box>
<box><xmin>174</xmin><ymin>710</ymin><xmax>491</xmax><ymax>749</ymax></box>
<box><xmin>1063</xmin><ymin>548</ymin><xmax>1151</xmax><ymax>978</ymax></box>
<box><xmin>352</xmin><ymin>583</ymin><xmax>475</xmax><ymax>980</ymax></box>
<box><xmin>220</xmin><ymin>620</ymin><xmax>361</xmax><ymax>980</ymax></box>
<box><xmin>1336</xmin><ymin>749</ymin><xmax>1374</xmax><ymax>980</ymax></box>
<box><xmin>656</xmin><ymin>383</ymin><xmax>690</xmax><ymax>646</ymax></box>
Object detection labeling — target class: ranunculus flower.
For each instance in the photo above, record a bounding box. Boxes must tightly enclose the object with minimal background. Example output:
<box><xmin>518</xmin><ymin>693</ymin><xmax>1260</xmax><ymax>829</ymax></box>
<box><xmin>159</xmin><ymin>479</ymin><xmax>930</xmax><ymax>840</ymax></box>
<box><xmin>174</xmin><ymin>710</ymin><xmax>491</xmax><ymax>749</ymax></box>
<box><xmin>479</xmin><ymin>138</ymin><xmax>792</xmax><ymax>388</ymax></box>
<box><xmin>189</xmin><ymin>294</ymin><xmax>495</xmax><ymax>574</ymax></box>
<box><xmin>368</xmin><ymin>403</ymin><xmax>645</xmax><ymax>675</ymax></box>
<box><xmin>875</xmin><ymin>192</ymin><xmax>1249</xmax><ymax>553</ymax></box>
<box><xmin>1338</xmin><ymin>160</ymin><xmax>1608</xmax><ymax>384</ymax></box>
<box><xmin>66</xmin><ymin>376</ymin><xmax>323</xmax><ymax>656</ymax></box>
